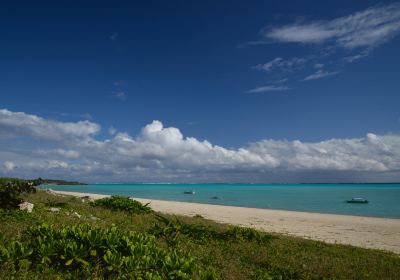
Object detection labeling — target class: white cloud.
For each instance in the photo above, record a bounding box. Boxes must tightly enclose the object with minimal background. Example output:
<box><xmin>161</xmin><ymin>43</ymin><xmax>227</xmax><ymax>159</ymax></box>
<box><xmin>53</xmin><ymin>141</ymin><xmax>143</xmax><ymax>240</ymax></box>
<box><xmin>251</xmin><ymin>55</ymin><xmax>340</xmax><ymax>85</ymax></box>
<box><xmin>3</xmin><ymin>161</ymin><xmax>17</xmax><ymax>171</ymax></box>
<box><xmin>249</xmin><ymin>3</ymin><xmax>400</xmax><ymax>89</ymax></box>
<box><xmin>47</xmin><ymin>160</ymin><xmax>69</xmax><ymax>169</ymax></box>
<box><xmin>265</xmin><ymin>23</ymin><xmax>336</xmax><ymax>44</ymax></box>
<box><xmin>253</xmin><ymin>57</ymin><xmax>282</xmax><ymax>72</ymax></box>
<box><xmin>0</xmin><ymin>109</ymin><xmax>100</xmax><ymax>142</ymax></box>
<box><xmin>1</xmin><ymin>109</ymin><xmax>400</xmax><ymax>183</ymax></box>
<box><xmin>108</xmin><ymin>126</ymin><xmax>118</xmax><ymax>135</ymax></box>
<box><xmin>247</xmin><ymin>133</ymin><xmax>399</xmax><ymax>172</ymax></box>
<box><xmin>303</xmin><ymin>70</ymin><xmax>340</xmax><ymax>81</ymax></box>
<box><xmin>344</xmin><ymin>51</ymin><xmax>370</xmax><ymax>62</ymax></box>
<box><xmin>246</xmin><ymin>85</ymin><xmax>291</xmax><ymax>93</ymax></box>
<box><xmin>253</xmin><ymin>57</ymin><xmax>308</xmax><ymax>72</ymax></box>
<box><xmin>263</xmin><ymin>3</ymin><xmax>400</xmax><ymax>49</ymax></box>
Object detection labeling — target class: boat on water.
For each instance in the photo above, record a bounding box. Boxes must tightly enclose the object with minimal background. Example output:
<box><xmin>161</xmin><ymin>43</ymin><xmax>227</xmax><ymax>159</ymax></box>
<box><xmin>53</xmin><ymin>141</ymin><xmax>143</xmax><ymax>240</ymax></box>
<box><xmin>183</xmin><ymin>190</ymin><xmax>195</xmax><ymax>194</ymax></box>
<box><xmin>346</xmin><ymin>198</ymin><xmax>368</xmax><ymax>203</ymax></box>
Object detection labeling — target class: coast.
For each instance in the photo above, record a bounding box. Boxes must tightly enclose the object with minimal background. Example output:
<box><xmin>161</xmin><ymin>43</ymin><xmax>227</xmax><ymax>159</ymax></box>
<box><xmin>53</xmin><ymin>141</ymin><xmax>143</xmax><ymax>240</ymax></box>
<box><xmin>52</xmin><ymin>190</ymin><xmax>400</xmax><ymax>253</ymax></box>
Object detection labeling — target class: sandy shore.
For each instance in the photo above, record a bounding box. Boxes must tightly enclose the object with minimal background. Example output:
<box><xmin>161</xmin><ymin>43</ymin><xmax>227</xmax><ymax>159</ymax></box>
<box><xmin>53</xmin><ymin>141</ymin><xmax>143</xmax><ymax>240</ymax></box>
<box><xmin>52</xmin><ymin>190</ymin><xmax>400</xmax><ymax>253</ymax></box>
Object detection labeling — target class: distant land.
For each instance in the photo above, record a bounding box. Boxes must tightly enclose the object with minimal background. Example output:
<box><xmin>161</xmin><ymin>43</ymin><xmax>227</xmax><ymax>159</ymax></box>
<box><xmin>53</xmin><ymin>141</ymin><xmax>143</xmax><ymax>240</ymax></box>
<box><xmin>39</xmin><ymin>178</ymin><xmax>87</xmax><ymax>185</ymax></box>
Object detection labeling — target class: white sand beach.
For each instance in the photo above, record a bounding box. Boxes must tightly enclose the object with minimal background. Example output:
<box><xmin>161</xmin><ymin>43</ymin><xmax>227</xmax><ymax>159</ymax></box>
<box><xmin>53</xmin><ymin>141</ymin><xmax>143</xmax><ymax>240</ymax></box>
<box><xmin>52</xmin><ymin>190</ymin><xmax>400</xmax><ymax>253</ymax></box>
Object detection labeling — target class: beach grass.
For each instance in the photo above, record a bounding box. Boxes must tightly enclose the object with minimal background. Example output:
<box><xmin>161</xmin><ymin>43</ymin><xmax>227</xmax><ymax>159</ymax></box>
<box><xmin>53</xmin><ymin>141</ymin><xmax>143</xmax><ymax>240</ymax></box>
<box><xmin>1</xmin><ymin>189</ymin><xmax>399</xmax><ymax>279</ymax></box>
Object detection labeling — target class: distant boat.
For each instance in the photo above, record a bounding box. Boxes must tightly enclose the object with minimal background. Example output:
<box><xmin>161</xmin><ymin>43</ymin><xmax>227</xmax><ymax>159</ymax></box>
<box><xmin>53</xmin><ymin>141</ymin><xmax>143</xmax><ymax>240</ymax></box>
<box><xmin>346</xmin><ymin>198</ymin><xmax>368</xmax><ymax>203</ymax></box>
<box><xmin>183</xmin><ymin>190</ymin><xmax>195</xmax><ymax>194</ymax></box>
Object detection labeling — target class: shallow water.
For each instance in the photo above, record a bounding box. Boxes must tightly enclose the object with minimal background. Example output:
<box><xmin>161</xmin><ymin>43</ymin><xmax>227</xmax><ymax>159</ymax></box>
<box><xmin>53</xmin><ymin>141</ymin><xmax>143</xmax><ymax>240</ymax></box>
<box><xmin>41</xmin><ymin>183</ymin><xmax>400</xmax><ymax>218</ymax></box>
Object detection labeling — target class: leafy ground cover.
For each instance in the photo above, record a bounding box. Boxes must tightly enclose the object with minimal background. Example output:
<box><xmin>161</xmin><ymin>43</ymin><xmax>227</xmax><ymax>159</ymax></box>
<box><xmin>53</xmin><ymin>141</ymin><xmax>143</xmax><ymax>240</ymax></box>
<box><xmin>1</xmin><ymin>223</ymin><xmax>198</xmax><ymax>279</ymax></box>
<box><xmin>1</xmin><ymin>178</ymin><xmax>400</xmax><ymax>279</ymax></box>
<box><xmin>91</xmin><ymin>195</ymin><xmax>153</xmax><ymax>214</ymax></box>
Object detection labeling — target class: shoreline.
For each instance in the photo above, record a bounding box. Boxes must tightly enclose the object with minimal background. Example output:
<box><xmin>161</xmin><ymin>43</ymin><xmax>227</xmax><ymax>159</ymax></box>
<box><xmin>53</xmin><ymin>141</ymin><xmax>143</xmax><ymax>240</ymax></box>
<box><xmin>52</xmin><ymin>190</ymin><xmax>400</xmax><ymax>253</ymax></box>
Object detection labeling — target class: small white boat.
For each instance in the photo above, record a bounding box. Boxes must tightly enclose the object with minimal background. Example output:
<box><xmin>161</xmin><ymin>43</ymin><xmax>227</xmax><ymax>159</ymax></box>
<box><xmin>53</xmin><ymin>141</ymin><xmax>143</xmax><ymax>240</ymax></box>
<box><xmin>183</xmin><ymin>190</ymin><xmax>195</xmax><ymax>194</ymax></box>
<box><xmin>346</xmin><ymin>198</ymin><xmax>368</xmax><ymax>203</ymax></box>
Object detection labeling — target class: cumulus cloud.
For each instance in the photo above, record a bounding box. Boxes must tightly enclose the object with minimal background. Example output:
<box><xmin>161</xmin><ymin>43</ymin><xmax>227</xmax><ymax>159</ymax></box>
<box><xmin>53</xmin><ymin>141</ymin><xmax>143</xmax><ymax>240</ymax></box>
<box><xmin>0</xmin><ymin>109</ymin><xmax>399</xmax><ymax>183</ymax></box>
<box><xmin>247</xmin><ymin>133</ymin><xmax>399</xmax><ymax>172</ymax></box>
<box><xmin>0</xmin><ymin>109</ymin><xmax>100</xmax><ymax>142</ymax></box>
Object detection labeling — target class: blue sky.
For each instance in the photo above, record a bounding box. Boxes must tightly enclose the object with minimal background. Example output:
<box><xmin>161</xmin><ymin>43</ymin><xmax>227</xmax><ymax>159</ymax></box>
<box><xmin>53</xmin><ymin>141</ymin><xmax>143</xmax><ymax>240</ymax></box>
<box><xmin>1</xmin><ymin>1</ymin><xmax>400</xmax><ymax>182</ymax></box>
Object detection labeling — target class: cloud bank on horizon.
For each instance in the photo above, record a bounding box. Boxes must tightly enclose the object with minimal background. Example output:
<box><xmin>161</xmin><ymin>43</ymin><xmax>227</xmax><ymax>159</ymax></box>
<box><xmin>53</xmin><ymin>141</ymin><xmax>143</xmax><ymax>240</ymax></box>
<box><xmin>248</xmin><ymin>2</ymin><xmax>400</xmax><ymax>93</ymax></box>
<box><xmin>1</xmin><ymin>108</ymin><xmax>399</xmax><ymax>183</ymax></box>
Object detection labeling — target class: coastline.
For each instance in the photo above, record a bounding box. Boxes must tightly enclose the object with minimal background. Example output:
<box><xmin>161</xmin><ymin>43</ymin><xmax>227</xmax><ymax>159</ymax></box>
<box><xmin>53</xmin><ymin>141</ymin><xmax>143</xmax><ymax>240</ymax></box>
<box><xmin>52</xmin><ymin>190</ymin><xmax>400</xmax><ymax>253</ymax></box>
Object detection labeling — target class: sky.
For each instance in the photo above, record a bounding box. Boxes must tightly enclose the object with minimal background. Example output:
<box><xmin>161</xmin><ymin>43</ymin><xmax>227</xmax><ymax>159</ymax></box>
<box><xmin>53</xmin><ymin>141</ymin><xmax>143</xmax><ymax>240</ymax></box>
<box><xmin>1</xmin><ymin>0</ymin><xmax>400</xmax><ymax>183</ymax></box>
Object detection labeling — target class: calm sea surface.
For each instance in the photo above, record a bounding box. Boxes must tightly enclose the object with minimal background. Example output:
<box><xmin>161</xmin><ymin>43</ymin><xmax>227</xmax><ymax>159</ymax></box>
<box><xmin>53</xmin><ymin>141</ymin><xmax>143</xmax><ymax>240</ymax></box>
<box><xmin>41</xmin><ymin>184</ymin><xmax>400</xmax><ymax>218</ymax></box>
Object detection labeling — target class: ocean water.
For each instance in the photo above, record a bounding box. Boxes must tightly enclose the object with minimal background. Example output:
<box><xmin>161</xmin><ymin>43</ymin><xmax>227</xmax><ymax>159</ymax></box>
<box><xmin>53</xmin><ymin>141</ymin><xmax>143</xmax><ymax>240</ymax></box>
<box><xmin>40</xmin><ymin>184</ymin><xmax>400</xmax><ymax>218</ymax></box>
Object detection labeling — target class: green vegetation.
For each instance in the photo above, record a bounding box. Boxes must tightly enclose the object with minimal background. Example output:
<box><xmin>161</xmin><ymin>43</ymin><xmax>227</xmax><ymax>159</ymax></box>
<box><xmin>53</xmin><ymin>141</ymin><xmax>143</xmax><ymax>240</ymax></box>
<box><xmin>1</xmin><ymin>178</ymin><xmax>400</xmax><ymax>279</ymax></box>
<box><xmin>151</xmin><ymin>215</ymin><xmax>273</xmax><ymax>246</ymax></box>
<box><xmin>91</xmin><ymin>195</ymin><xmax>153</xmax><ymax>214</ymax></box>
<box><xmin>40</xmin><ymin>179</ymin><xmax>87</xmax><ymax>185</ymax></box>
<box><xmin>0</xmin><ymin>178</ymin><xmax>40</xmax><ymax>209</ymax></box>
<box><xmin>1</xmin><ymin>224</ymin><xmax>197</xmax><ymax>279</ymax></box>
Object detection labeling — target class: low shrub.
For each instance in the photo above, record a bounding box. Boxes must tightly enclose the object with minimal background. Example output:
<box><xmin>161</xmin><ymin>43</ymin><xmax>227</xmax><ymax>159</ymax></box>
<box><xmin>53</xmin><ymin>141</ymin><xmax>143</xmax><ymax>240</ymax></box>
<box><xmin>0</xmin><ymin>178</ymin><xmax>41</xmax><ymax>209</ymax></box>
<box><xmin>91</xmin><ymin>195</ymin><xmax>153</xmax><ymax>214</ymax></box>
<box><xmin>0</xmin><ymin>223</ymin><xmax>198</xmax><ymax>279</ymax></box>
<box><xmin>224</xmin><ymin>226</ymin><xmax>273</xmax><ymax>243</ymax></box>
<box><xmin>152</xmin><ymin>216</ymin><xmax>215</xmax><ymax>246</ymax></box>
<box><xmin>0</xmin><ymin>208</ymin><xmax>33</xmax><ymax>223</ymax></box>
<box><xmin>152</xmin><ymin>215</ymin><xmax>273</xmax><ymax>245</ymax></box>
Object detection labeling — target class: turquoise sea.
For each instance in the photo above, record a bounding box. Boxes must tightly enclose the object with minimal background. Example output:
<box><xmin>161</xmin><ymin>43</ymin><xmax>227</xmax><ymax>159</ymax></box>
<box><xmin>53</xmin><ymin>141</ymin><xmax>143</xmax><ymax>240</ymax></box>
<box><xmin>41</xmin><ymin>184</ymin><xmax>400</xmax><ymax>218</ymax></box>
